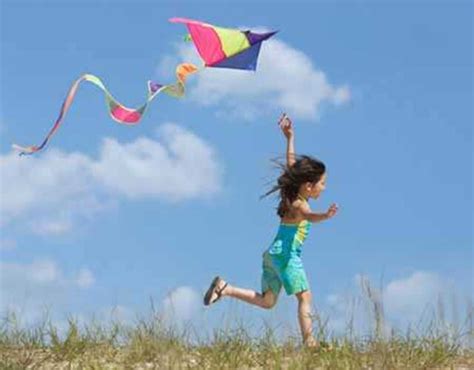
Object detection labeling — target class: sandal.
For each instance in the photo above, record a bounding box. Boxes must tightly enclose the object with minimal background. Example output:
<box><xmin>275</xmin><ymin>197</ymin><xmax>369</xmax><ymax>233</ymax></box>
<box><xmin>203</xmin><ymin>276</ymin><xmax>228</xmax><ymax>306</ymax></box>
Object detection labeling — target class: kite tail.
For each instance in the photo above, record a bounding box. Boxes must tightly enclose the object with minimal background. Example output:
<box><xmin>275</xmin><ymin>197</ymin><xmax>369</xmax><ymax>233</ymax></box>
<box><xmin>12</xmin><ymin>63</ymin><xmax>199</xmax><ymax>156</ymax></box>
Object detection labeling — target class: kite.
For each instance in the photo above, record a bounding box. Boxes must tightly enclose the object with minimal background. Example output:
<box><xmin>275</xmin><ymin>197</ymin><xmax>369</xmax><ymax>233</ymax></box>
<box><xmin>14</xmin><ymin>17</ymin><xmax>276</xmax><ymax>155</ymax></box>
<box><xmin>169</xmin><ymin>18</ymin><xmax>277</xmax><ymax>70</ymax></box>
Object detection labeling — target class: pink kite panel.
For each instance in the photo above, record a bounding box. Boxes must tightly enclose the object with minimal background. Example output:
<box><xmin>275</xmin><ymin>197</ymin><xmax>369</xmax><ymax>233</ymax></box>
<box><xmin>111</xmin><ymin>106</ymin><xmax>142</xmax><ymax>124</ymax></box>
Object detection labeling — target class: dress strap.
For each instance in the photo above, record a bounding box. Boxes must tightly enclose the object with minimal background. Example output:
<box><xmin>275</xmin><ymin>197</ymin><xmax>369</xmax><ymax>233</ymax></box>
<box><xmin>297</xmin><ymin>194</ymin><xmax>308</xmax><ymax>203</ymax></box>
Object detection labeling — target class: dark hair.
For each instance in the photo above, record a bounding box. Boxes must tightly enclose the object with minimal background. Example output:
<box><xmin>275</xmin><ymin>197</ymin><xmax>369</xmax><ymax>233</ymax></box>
<box><xmin>263</xmin><ymin>155</ymin><xmax>326</xmax><ymax>217</ymax></box>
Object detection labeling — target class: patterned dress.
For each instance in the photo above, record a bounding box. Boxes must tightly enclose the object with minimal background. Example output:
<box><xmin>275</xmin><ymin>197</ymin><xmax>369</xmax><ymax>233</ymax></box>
<box><xmin>261</xmin><ymin>219</ymin><xmax>311</xmax><ymax>295</ymax></box>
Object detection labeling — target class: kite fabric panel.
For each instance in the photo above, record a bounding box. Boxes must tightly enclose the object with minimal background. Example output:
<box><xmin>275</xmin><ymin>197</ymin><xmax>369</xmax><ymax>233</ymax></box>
<box><xmin>13</xmin><ymin>18</ymin><xmax>276</xmax><ymax>155</ymax></box>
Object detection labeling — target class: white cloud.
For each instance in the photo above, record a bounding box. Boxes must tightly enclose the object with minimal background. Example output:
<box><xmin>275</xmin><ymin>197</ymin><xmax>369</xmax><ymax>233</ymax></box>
<box><xmin>0</xmin><ymin>258</ymin><xmax>96</xmax><ymax>325</ymax></box>
<box><xmin>1</xmin><ymin>259</ymin><xmax>60</xmax><ymax>287</ymax></box>
<box><xmin>325</xmin><ymin>271</ymin><xmax>458</xmax><ymax>336</ymax></box>
<box><xmin>76</xmin><ymin>268</ymin><xmax>95</xmax><ymax>289</ymax></box>
<box><xmin>383</xmin><ymin>271</ymin><xmax>448</xmax><ymax>322</ymax></box>
<box><xmin>162</xmin><ymin>286</ymin><xmax>201</xmax><ymax>323</ymax></box>
<box><xmin>100</xmin><ymin>305</ymin><xmax>135</xmax><ymax>323</ymax></box>
<box><xmin>92</xmin><ymin>124</ymin><xmax>222</xmax><ymax>201</ymax></box>
<box><xmin>0</xmin><ymin>259</ymin><xmax>95</xmax><ymax>291</ymax></box>
<box><xmin>29</xmin><ymin>259</ymin><xmax>60</xmax><ymax>283</ymax></box>
<box><xmin>30</xmin><ymin>218</ymin><xmax>74</xmax><ymax>236</ymax></box>
<box><xmin>325</xmin><ymin>289</ymin><xmax>368</xmax><ymax>335</ymax></box>
<box><xmin>158</xmin><ymin>37</ymin><xmax>350</xmax><ymax>120</ymax></box>
<box><xmin>0</xmin><ymin>123</ymin><xmax>222</xmax><ymax>235</ymax></box>
<box><xmin>0</xmin><ymin>149</ymin><xmax>96</xmax><ymax>227</ymax></box>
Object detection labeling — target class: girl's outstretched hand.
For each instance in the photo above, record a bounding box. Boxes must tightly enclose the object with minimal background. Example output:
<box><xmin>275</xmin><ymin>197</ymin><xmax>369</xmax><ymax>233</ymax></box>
<box><xmin>279</xmin><ymin>113</ymin><xmax>294</xmax><ymax>139</ymax></box>
<box><xmin>326</xmin><ymin>203</ymin><xmax>339</xmax><ymax>219</ymax></box>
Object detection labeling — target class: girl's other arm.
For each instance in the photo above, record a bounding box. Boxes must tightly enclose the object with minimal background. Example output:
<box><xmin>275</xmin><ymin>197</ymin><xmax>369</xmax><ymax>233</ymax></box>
<box><xmin>279</xmin><ymin>113</ymin><xmax>296</xmax><ymax>167</ymax></box>
<box><xmin>297</xmin><ymin>201</ymin><xmax>339</xmax><ymax>223</ymax></box>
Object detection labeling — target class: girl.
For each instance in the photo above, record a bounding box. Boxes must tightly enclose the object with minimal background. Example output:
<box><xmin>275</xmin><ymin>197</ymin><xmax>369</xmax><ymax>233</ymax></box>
<box><xmin>203</xmin><ymin>114</ymin><xmax>338</xmax><ymax>347</ymax></box>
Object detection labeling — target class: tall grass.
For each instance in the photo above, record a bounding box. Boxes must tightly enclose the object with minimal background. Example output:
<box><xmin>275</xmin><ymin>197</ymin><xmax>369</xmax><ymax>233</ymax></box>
<box><xmin>1</xmin><ymin>280</ymin><xmax>473</xmax><ymax>369</ymax></box>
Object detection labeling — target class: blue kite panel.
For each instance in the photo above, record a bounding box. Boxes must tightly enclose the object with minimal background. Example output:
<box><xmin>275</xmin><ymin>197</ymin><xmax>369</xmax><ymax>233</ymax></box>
<box><xmin>212</xmin><ymin>43</ymin><xmax>262</xmax><ymax>71</ymax></box>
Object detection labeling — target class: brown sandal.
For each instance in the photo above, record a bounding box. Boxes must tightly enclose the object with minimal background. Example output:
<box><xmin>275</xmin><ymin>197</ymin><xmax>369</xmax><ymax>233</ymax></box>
<box><xmin>203</xmin><ymin>276</ymin><xmax>228</xmax><ymax>306</ymax></box>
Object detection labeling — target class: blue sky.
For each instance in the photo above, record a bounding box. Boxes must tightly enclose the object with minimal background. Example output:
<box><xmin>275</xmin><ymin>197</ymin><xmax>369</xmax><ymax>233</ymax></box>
<box><xmin>0</xmin><ymin>1</ymin><xmax>472</xmax><ymax>336</ymax></box>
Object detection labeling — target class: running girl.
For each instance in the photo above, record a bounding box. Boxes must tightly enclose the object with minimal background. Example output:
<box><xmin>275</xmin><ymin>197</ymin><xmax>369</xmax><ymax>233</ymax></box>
<box><xmin>203</xmin><ymin>114</ymin><xmax>339</xmax><ymax>347</ymax></box>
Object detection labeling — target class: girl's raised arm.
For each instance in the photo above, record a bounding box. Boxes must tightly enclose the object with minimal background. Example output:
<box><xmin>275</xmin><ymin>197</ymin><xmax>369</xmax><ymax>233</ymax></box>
<box><xmin>279</xmin><ymin>113</ymin><xmax>296</xmax><ymax>167</ymax></box>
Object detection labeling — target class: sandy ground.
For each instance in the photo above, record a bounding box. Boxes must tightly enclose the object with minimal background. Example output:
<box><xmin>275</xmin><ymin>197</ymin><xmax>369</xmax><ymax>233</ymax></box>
<box><xmin>2</xmin><ymin>349</ymin><xmax>474</xmax><ymax>370</ymax></box>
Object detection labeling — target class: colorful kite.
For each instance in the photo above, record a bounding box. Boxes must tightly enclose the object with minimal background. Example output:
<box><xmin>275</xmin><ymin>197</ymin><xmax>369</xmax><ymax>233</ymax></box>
<box><xmin>170</xmin><ymin>18</ymin><xmax>276</xmax><ymax>70</ymax></box>
<box><xmin>14</xmin><ymin>18</ymin><xmax>276</xmax><ymax>155</ymax></box>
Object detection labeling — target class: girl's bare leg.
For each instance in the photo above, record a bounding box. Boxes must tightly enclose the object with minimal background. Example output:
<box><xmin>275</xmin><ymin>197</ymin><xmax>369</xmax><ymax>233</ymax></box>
<box><xmin>296</xmin><ymin>290</ymin><xmax>318</xmax><ymax>346</ymax></box>
<box><xmin>218</xmin><ymin>280</ymin><xmax>277</xmax><ymax>309</ymax></box>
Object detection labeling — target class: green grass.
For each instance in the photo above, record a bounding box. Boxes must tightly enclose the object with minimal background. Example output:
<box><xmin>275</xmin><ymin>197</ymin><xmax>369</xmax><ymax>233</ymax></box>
<box><xmin>2</xmin><ymin>286</ymin><xmax>473</xmax><ymax>369</ymax></box>
<box><xmin>1</xmin><ymin>313</ymin><xmax>472</xmax><ymax>369</ymax></box>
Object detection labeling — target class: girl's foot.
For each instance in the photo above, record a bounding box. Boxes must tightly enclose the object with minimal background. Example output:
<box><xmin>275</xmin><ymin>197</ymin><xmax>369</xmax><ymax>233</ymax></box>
<box><xmin>304</xmin><ymin>336</ymin><xmax>320</xmax><ymax>349</ymax></box>
<box><xmin>203</xmin><ymin>276</ymin><xmax>228</xmax><ymax>306</ymax></box>
<box><xmin>304</xmin><ymin>338</ymin><xmax>333</xmax><ymax>352</ymax></box>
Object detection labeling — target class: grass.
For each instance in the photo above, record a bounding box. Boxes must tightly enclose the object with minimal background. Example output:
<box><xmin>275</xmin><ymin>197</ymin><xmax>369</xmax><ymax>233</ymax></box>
<box><xmin>1</xmin><ymin>283</ymin><xmax>473</xmax><ymax>369</ymax></box>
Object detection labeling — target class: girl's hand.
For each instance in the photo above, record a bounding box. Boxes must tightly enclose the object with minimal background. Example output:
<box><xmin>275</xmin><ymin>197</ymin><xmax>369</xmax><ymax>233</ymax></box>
<box><xmin>279</xmin><ymin>113</ymin><xmax>294</xmax><ymax>139</ymax></box>
<box><xmin>325</xmin><ymin>203</ymin><xmax>339</xmax><ymax>219</ymax></box>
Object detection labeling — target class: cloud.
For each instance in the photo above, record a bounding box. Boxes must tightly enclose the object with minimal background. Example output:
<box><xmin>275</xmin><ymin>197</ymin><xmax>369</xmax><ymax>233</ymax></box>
<box><xmin>29</xmin><ymin>259</ymin><xmax>60</xmax><ymax>283</ymax></box>
<box><xmin>30</xmin><ymin>218</ymin><xmax>74</xmax><ymax>236</ymax></box>
<box><xmin>0</xmin><ymin>123</ymin><xmax>223</xmax><ymax>235</ymax></box>
<box><xmin>91</xmin><ymin>124</ymin><xmax>222</xmax><ymax>200</ymax></box>
<box><xmin>76</xmin><ymin>268</ymin><xmax>95</xmax><ymax>289</ymax></box>
<box><xmin>325</xmin><ymin>271</ymin><xmax>458</xmax><ymax>336</ymax></box>
<box><xmin>0</xmin><ymin>149</ymin><xmax>96</xmax><ymax>227</ymax></box>
<box><xmin>0</xmin><ymin>258</ymin><xmax>95</xmax><ymax>325</ymax></box>
<box><xmin>69</xmin><ymin>305</ymin><xmax>135</xmax><ymax>327</ymax></box>
<box><xmin>324</xmin><ymin>287</ymin><xmax>382</xmax><ymax>337</ymax></box>
<box><xmin>157</xmin><ymin>37</ymin><xmax>350</xmax><ymax>120</ymax></box>
<box><xmin>383</xmin><ymin>271</ymin><xmax>449</xmax><ymax>323</ymax></box>
<box><xmin>99</xmin><ymin>305</ymin><xmax>135</xmax><ymax>323</ymax></box>
<box><xmin>162</xmin><ymin>286</ymin><xmax>201</xmax><ymax>323</ymax></box>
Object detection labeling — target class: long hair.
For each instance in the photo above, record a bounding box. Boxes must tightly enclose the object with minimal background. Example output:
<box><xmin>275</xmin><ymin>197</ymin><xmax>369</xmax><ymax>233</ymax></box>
<box><xmin>263</xmin><ymin>155</ymin><xmax>326</xmax><ymax>217</ymax></box>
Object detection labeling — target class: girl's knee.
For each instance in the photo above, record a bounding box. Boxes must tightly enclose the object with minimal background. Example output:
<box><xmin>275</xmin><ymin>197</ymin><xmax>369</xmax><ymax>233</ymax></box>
<box><xmin>262</xmin><ymin>291</ymin><xmax>278</xmax><ymax>309</ymax></box>
<box><xmin>296</xmin><ymin>290</ymin><xmax>312</xmax><ymax>303</ymax></box>
<box><xmin>262</xmin><ymin>301</ymin><xmax>276</xmax><ymax>309</ymax></box>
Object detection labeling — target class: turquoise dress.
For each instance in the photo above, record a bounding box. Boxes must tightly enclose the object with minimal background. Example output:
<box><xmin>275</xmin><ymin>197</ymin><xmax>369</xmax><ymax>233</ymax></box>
<box><xmin>261</xmin><ymin>219</ymin><xmax>311</xmax><ymax>295</ymax></box>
